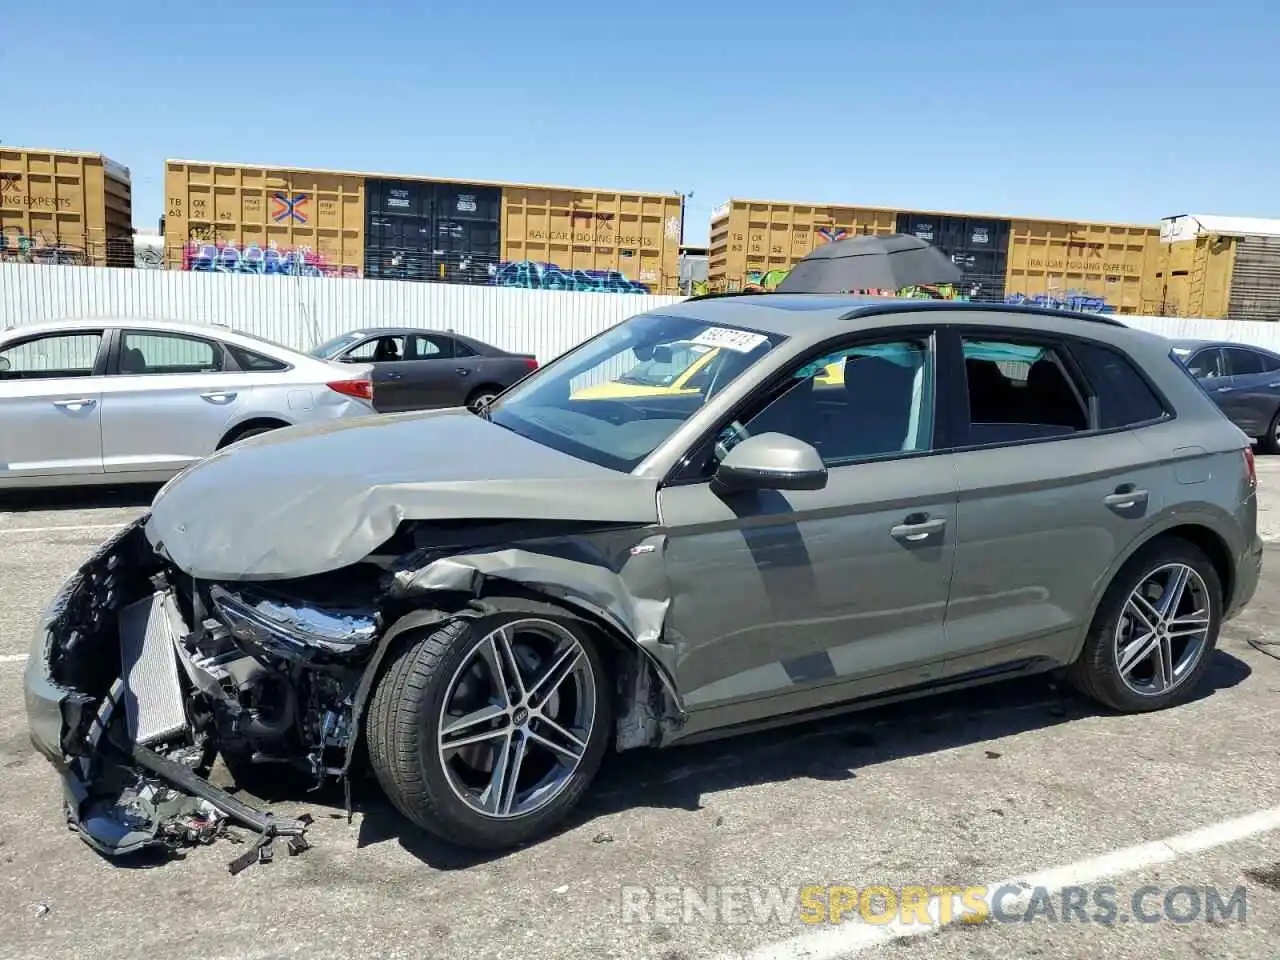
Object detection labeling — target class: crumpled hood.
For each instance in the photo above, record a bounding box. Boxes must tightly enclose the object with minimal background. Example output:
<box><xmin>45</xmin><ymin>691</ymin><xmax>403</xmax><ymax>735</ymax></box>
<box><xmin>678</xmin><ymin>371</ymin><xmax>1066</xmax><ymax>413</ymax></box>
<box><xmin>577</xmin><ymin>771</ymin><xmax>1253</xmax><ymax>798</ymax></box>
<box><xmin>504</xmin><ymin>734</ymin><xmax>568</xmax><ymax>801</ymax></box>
<box><xmin>145</xmin><ymin>408</ymin><xmax>658</xmax><ymax>580</ymax></box>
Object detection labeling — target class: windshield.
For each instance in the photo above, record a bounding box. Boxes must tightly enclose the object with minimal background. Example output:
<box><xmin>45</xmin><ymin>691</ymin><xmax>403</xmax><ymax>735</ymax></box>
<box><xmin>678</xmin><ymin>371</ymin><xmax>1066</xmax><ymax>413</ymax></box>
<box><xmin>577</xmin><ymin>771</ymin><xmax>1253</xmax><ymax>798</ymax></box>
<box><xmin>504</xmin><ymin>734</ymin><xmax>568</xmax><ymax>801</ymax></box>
<box><xmin>487</xmin><ymin>313</ymin><xmax>786</xmax><ymax>472</ymax></box>
<box><xmin>310</xmin><ymin>333</ymin><xmax>362</xmax><ymax>359</ymax></box>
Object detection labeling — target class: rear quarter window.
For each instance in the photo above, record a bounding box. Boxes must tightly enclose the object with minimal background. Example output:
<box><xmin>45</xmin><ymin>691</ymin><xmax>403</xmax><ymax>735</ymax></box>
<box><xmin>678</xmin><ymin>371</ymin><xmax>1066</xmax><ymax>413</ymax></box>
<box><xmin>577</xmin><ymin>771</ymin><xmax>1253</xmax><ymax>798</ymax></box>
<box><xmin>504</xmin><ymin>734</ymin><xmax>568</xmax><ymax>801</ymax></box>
<box><xmin>1069</xmin><ymin>340</ymin><xmax>1169</xmax><ymax>428</ymax></box>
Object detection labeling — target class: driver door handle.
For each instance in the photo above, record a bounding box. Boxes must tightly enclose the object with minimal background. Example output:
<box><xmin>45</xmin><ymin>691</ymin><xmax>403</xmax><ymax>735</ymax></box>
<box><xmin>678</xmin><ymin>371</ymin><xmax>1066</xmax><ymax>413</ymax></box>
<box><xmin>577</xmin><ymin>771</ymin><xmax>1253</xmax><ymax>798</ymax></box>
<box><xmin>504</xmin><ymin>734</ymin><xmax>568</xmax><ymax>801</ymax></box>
<box><xmin>1216</xmin><ymin>386</ymin><xmax>1233</xmax><ymax>393</ymax></box>
<box><xmin>384</xmin><ymin>372</ymin><xmax>403</xmax><ymax>380</ymax></box>
<box><xmin>890</xmin><ymin>514</ymin><xmax>946</xmax><ymax>543</ymax></box>
<box><xmin>53</xmin><ymin>398</ymin><xmax>96</xmax><ymax>410</ymax></box>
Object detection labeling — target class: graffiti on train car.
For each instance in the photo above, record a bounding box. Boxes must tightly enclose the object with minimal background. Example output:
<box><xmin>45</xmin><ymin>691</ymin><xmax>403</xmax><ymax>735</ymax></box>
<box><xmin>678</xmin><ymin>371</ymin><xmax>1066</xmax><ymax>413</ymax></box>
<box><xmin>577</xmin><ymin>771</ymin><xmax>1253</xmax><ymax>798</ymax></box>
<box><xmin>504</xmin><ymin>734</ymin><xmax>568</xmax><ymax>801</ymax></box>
<box><xmin>183</xmin><ymin>241</ymin><xmax>359</xmax><ymax>278</ymax></box>
<box><xmin>492</xmin><ymin>260</ymin><xmax>650</xmax><ymax>293</ymax></box>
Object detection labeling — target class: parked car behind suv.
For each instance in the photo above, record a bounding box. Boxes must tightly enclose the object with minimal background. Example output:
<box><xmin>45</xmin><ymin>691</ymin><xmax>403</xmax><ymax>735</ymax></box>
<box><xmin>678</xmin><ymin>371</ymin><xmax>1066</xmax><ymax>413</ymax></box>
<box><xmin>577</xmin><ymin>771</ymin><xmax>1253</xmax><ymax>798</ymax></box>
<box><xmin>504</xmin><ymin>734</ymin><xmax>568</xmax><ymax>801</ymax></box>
<box><xmin>1171</xmin><ymin>338</ymin><xmax>1280</xmax><ymax>452</ymax></box>
<box><xmin>0</xmin><ymin>318</ymin><xmax>376</xmax><ymax>489</ymax></box>
<box><xmin>26</xmin><ymin>296</ymin><xmax>1262</xmax><ymax>861</ymax></box>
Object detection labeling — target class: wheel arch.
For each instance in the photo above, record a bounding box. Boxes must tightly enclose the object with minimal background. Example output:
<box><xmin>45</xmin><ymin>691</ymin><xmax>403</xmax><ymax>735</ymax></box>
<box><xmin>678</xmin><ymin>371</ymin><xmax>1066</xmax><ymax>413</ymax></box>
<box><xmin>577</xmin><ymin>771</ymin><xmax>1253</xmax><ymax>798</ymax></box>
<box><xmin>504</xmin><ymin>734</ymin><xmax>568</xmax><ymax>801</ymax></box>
<box><xmin>1069</xmin><ymin>515</ymin><xmax>1238</xmax><ymax>663</ymax></box>
<box><xmin>216</xmin><ymin>416</ymin><xmax>292</xmax><ymax>449</ymax></box>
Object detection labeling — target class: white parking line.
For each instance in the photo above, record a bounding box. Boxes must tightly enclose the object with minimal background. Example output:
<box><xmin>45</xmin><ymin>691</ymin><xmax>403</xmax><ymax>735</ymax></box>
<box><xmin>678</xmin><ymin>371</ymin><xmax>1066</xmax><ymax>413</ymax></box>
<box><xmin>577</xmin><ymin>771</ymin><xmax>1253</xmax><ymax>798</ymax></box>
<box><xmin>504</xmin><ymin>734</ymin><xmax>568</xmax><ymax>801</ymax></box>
<box><xmin>0</xmin><ymin>523</ymin><xmax>126</xmax><ymax>536</ymax></box>
<box><xmin>737</xmin><ymin>804</ymin><xmax>1280</xmax><ymax>959</ymax></box>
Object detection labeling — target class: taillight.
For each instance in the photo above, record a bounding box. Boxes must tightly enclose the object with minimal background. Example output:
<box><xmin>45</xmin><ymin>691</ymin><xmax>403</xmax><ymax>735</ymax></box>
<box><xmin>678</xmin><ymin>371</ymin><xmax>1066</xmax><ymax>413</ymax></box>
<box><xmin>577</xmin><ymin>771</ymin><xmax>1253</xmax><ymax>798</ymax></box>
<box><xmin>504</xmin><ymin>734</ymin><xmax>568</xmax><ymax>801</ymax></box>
<box><xmin>1244</xmin><ymin>446</ymin><xmax>1257</xmax><ymax>488</ymax></box>
<box><xmin>328</xmin><ymin>379</ymin><xmax>374</xmax><ymax>402</ymax></box>
<box><xmin>523</xmin><ymin>357</ymin><xmax>539</xmax><ymax>370</ymax></box>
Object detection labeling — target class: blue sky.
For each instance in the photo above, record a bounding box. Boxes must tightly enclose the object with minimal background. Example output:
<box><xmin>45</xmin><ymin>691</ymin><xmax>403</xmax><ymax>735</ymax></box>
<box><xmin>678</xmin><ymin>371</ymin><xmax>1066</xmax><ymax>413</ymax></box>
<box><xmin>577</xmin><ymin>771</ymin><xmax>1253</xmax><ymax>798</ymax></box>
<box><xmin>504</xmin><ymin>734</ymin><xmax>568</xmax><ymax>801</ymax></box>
<box><xmin>5</xmin><ymin>0</ymin><xmax>1278</xmax><ymax>245</ymax></box>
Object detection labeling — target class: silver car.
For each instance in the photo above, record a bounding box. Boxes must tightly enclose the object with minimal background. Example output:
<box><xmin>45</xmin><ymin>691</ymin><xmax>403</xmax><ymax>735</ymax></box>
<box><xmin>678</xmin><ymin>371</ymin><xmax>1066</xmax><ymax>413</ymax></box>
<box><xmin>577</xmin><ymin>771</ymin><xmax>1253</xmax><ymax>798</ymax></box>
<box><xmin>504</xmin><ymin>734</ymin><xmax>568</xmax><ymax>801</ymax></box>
<box><xmin>25</xmin><ymin>296</ymin><xmax>1262</xmax><ymax>862</ymax></box>
<box><xmin>0</xmin><ymin>318</ymin><xmax>377</xmax><ymax>488</ymax></box>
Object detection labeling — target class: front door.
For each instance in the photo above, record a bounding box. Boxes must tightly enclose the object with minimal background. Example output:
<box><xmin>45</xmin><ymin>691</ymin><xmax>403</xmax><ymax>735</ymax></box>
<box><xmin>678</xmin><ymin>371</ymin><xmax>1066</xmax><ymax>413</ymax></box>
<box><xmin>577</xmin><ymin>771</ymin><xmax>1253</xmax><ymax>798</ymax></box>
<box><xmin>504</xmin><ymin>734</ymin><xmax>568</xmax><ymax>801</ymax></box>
<box><xmin>657</xmin><ymin>333</ymin><xmax>959</xmax><ymax>737</ymax></box>
<box><xmin>942</xmin><ymin>328</ymin><xmax>1174</xmax><ymax>675</ymax></box>
<box><xmin>0</xmin><ymin>329</ymin><xmax>107</xmax><ymax>480</ymax></box>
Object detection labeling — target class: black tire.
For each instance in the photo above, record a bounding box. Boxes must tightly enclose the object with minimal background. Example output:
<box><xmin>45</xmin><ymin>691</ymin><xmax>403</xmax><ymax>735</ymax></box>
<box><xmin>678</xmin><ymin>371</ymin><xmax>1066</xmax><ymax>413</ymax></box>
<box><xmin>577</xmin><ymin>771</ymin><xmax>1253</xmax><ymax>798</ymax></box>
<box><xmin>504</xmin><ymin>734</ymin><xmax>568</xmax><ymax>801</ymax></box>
<box><xmin>1067</xmin><ymin>536</ymin><xmax>1222</xmax><ymax>712</ymax></box>
<box><xmin>219</xmin><ymin>423</ymin><xmax>282</xmax><ymax>449</ymax></box>
<box><xmin>366</xmin><ymin>599</ymin><xmax>613</xmax><ymax>850</ymax></box>
<box><xmin>465</xmin><ymin>385</ymin><xmax>503</xmax><ymax>412</ymax></box>
<box><xmin>1259</xmin><ymin>408</ymin><xmax>1280</xmax><ymax>455</ymax></box>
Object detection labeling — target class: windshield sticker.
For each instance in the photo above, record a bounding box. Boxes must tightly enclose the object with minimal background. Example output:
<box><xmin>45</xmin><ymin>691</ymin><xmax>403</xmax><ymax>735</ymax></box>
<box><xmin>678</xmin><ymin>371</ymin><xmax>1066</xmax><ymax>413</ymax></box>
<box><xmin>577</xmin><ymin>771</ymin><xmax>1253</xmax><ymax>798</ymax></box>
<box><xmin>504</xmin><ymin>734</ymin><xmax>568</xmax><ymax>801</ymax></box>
<box><xmin>690</xmin><ymin>327</ymin><xmax>768</xmax><ymax>353</ymax></box>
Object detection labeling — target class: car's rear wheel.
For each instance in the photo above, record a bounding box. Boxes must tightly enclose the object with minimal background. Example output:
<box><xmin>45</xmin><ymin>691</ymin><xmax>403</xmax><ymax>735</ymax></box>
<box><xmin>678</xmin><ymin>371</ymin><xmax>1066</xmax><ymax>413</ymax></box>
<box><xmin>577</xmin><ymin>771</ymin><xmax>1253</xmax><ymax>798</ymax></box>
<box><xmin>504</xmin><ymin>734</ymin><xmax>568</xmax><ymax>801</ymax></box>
<box><xmin>466</xmin><ymin>385</ymin><xmax>503</xmax><ymax>412</ymax></box>
<box><xmin>1259</xmin><ymin>408</ymin><xmax>1280</xmax><ymax>454</ymax></box>
<box><xmin>366</xmin><ymin>601</ymin><xmax>612</xmax><ymax>850</ymax></box>
<box><xmin>1068</xmin><ymin>537</ymin><xmax>1222</xmax><ymax>712</ymax></box>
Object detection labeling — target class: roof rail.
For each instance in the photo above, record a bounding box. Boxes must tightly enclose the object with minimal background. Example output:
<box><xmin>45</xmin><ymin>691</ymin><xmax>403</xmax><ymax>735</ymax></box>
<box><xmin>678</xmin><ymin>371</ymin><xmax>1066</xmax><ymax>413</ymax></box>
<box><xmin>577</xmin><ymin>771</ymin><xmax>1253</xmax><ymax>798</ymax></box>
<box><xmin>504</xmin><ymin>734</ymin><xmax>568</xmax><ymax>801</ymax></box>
<box><xmin>683</xmin><ymin>290</ymin><xmax>771</xmax><ymax>302</ymax></box>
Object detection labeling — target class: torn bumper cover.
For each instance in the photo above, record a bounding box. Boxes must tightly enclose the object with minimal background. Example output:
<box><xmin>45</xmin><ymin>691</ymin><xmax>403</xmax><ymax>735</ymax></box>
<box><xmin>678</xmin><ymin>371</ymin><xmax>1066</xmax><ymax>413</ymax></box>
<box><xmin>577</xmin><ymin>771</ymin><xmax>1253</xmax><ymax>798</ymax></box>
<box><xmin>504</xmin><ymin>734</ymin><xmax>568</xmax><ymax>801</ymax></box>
<box><xmin>23</xmin><ymin>517</ymin><xmax>310</xmax><ymax>870</ymax></box>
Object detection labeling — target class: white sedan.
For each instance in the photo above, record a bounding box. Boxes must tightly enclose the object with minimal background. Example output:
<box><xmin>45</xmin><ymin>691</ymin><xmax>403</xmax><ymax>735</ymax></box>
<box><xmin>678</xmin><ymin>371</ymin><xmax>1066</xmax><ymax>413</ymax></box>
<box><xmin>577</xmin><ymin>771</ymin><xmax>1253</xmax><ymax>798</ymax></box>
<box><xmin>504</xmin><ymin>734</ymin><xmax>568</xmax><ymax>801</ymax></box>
<box><xmin>0</xmin><ymin>318</ymin><xmax>377</xmax><ymax>489</ymax></box>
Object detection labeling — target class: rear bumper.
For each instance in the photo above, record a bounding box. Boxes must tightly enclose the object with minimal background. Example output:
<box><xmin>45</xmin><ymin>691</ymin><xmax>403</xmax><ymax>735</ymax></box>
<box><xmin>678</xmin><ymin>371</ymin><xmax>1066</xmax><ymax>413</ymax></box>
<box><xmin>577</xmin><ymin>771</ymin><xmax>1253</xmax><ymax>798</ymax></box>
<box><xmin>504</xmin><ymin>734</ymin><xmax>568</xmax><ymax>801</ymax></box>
<box><xmin>1225</xmin><ymin>489</ymin><xmax>1264</xmax><ymax>621</ymax></box>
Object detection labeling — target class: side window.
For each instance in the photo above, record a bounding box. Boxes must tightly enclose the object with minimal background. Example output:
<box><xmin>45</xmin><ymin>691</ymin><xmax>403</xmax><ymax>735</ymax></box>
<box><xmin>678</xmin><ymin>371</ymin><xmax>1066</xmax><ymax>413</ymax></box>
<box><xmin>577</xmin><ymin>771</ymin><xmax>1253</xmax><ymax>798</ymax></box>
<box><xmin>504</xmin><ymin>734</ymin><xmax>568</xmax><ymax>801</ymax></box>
<box><xmin>450</xmin><ymin>337</ymin><xmax>476</xmax><ymax>358</ymax></box>
<box><xmin>228</xmin><ymin>345</ymin><xmax>288</xmax><ymax>372</ymax></box>
<box><xmin>722</xmin><ymin>339</ymin><xmax>933</xmax><ymax>466</ymax></box>
<box><xmin>0</xmin><ymin>332</ymin><xmax>103</xmax><ymax>379</ymax></box>
<box><xmin>1187</xmin><ymin>348</ymin><xmax>1225</xmax><ymax>380</ymax></box>
<box><xmin>119</xmin><ymin>332</ymin><xmax>222</xmax><ymax>375</ymax></box>
<box><xmin>412</xmin><ymin>335</ymin><xmax>453</xmax><ymax>359</ymax></box>
<box><xmin>1224</xmin><ymin>347</ymin><xmax>1264</xmax><ymax>377</ymax></box>
<box><xmin>1258</xmin><ymin>351</ymin><xmax>1280</xmax><ymax>372</ymax></box>
<box><xmin>1069</xmin><ymin>340</ymin><xmax>1168</xmax><ymax>428</ymax></box>
<box><xmin>347</xmin><ymin>336</ymin><xmax>406</xmax><ymax>362</ymax></box>
<box><xmin>962</xmin><ymin>337</ymin><xmax>1087</xmax><ymax>443</ymax></box>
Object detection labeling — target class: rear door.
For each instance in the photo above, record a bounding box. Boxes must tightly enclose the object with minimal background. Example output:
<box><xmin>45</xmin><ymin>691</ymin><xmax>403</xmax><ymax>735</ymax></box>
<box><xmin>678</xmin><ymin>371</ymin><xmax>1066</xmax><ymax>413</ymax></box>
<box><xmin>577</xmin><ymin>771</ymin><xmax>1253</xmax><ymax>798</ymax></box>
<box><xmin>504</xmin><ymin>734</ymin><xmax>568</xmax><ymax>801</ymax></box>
<box><xmin>100</xmin><ymin>328</ymin><xmax>246</xmax><ymax>473</ymax></box>
<box><xmin>406</xmin><ymin>333</ymin><xmax>474</xmax><ymax>407</ymax></box>
<box><xmin>941</xmin><ymin>325</ymin><xmax>1175</xmax><ymax>676</ymax></box>
<box><xmin>1219</xmin><ymin>346</ymin><xmax>1280</xmax><ymax>437</ymax></box>
<box><xmin>0</xmin><ymin>329</ymin><xmax>107</xmax><ymax>480</ymax></box>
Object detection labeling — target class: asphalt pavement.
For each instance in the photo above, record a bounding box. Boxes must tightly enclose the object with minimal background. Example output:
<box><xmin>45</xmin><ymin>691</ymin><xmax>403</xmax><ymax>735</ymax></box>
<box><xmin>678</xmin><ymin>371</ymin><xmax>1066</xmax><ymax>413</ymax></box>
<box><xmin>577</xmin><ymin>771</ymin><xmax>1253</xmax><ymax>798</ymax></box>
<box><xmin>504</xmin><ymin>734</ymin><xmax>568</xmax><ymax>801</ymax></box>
<box><xmin>0</xmin><ymin>469</ymin><xmax>1277</xmax><ymax>960</ymax></box>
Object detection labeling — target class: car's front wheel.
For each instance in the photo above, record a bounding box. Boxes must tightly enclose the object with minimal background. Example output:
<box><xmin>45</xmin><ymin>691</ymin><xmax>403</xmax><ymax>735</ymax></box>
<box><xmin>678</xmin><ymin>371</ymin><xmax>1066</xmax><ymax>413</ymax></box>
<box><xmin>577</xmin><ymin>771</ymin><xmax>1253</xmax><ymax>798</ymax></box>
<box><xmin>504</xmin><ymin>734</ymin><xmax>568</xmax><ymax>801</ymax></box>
<box><xmin>1068</xmin><ymin>537</ymin><xmax>1222</xmax><ymax>712</ymax></box>
<box><xmin>366</xmin><ymin>601</ymin><xmax>612</xmax><ymax>849</ymax></box>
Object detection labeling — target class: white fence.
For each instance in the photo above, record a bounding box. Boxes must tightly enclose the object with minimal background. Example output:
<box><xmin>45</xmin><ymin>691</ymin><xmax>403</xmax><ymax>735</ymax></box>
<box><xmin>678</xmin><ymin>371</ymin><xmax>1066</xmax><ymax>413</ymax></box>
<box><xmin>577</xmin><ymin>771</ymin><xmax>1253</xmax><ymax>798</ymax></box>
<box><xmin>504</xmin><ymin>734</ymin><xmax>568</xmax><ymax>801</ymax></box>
<box><xmin>4</xmin><ymin>262</ymin><xmax>1280</xmax><ymax>360</ymax></box>
<box><xmin>0</xmin><ymin>263</ymin><xmax>683</xmax><ymax>363</ymax></box>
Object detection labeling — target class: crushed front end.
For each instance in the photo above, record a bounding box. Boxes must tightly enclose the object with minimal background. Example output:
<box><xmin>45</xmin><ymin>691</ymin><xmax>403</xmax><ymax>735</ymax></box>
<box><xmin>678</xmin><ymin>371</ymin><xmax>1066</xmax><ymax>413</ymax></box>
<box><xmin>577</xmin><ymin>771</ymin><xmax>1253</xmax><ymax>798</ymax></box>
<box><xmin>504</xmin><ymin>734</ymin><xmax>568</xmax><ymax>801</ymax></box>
<box><xmin>23</xmin><ymin>516</ymin><xmax>386</xmax><ymax>870</ymax></box>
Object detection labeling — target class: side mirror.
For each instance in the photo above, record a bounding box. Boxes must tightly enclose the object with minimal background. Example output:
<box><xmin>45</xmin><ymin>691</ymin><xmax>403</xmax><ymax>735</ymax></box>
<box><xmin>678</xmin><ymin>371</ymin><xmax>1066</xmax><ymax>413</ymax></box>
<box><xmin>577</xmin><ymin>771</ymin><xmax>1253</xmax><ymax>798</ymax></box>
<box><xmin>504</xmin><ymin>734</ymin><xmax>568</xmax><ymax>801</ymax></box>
<box><xmin>711</xmin><ymin>432</ymin><xmax>827</xmax><ymax>495</ymax></box>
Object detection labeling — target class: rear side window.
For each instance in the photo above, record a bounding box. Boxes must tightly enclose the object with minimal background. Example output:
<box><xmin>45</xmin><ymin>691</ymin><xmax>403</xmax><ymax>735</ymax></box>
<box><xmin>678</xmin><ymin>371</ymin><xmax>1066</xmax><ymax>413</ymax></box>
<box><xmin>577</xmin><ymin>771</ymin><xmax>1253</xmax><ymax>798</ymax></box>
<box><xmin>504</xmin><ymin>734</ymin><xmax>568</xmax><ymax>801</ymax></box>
<box><xmin>1224</xmin><ymin>347</ymin><xmax>1265</xmax><ymax>376</ymax></box>
<box><xmin>228</xmin><ymin>345</ymin><xmax>288</xmax><ymax>372</ymax></box>
<box><xmin>961</xmin><ymin>338</ymin><xmax>1088</xmax><ymax>443</ymax></box>
<box><xmin>1069</xmin><ymin>340</ymin><xmax>1168</xmax><ymax>429</ymax></box>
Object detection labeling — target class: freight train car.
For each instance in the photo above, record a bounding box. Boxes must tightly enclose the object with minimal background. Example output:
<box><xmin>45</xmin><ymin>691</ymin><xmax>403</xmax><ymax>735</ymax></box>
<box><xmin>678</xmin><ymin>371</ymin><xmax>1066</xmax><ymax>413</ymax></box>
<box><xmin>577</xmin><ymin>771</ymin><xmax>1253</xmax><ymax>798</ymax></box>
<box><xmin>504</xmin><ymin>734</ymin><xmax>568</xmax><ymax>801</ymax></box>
<box><xmin>708</xmin><ymin>198</ymin><xmax>1165</xmax><ymax>315</ymax></box>
<box><xmin>1157</xmin><ymin>215</ymin><xmax>1280</xmax><ymax>322</ymax></box>
<box><xmin>164</xmin><ymin>160</ymin><xmax>683</xmax><ymax>293</ymax></box>
<box><xmin>1</xmin><ymin>148</ymin><xmax>133</xmax><ymax>267</ymax></box>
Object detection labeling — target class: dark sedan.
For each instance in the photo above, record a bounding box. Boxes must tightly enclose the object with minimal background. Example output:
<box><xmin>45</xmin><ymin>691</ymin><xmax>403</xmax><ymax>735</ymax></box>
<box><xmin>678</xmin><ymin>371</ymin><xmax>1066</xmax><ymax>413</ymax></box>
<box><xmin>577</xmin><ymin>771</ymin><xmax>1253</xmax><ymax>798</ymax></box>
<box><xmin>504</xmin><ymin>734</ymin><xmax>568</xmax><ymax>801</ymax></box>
<box><xmin>311</xmin><ymin>327</ymin><xmax>538</xmax><ymax>413</ymax></box>
<box><xmin>1172</xmin><ymin>338</ymin><xmax>1280</xmax><ymax>452</ymax></box>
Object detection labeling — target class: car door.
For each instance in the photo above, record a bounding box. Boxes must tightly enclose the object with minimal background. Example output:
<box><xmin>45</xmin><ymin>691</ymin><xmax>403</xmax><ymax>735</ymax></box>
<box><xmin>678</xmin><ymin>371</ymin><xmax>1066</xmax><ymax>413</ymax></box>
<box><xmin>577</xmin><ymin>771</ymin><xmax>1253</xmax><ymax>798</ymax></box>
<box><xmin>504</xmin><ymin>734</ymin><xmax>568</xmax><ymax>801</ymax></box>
<box><xmin>657</xmin><ymin>331</ymin><xmax>959</xmax><ymax>737</ymax></box>
<box><xmin>1219</xmin><ymin>346</ymin><xmax>1280</xmax><ymax>437</ymax></box>
<box><xmin>335</xmin><ymin>335</ymin><xmax>415</xmax><ymax>412</ymax></box>
<box><xmin>407</xmin><ymin>333</ymin><xmax>477</xmax><ymax>408</ymax></box>
<box><xmin>941</xmin><ymin>326</ymin><xmax>1175</xmax><ymax>677</ymax></box>
<box><xmin>0</xmin><ymin>329</ymin><xmax>107</xmax><ymax>480</ymax></box>
<box><xmin>99</xmin><ymin>328</ymin><xmax>247</xmax><ymax>474</ymax></box>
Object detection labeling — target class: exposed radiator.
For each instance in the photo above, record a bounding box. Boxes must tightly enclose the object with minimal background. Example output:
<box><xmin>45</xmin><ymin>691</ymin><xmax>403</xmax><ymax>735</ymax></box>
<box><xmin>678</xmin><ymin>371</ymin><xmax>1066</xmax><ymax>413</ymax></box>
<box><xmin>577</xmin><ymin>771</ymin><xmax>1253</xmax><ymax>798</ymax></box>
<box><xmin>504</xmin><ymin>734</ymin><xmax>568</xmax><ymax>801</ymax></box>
<box><xmin>118</xmin><ymin>591</ymin><xmax>188</xmax><ymax>746</ymax></box>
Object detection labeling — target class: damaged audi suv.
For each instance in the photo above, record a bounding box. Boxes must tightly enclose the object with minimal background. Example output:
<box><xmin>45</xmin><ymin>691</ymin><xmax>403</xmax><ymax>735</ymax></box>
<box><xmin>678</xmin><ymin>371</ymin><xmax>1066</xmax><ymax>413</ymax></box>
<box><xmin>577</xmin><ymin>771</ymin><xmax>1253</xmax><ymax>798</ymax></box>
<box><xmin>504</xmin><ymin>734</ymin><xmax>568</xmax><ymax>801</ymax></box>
<box><xmin>25</xmin><ymin>295</ymin><xmax>1263</xmax><ymax>859</ymax></box>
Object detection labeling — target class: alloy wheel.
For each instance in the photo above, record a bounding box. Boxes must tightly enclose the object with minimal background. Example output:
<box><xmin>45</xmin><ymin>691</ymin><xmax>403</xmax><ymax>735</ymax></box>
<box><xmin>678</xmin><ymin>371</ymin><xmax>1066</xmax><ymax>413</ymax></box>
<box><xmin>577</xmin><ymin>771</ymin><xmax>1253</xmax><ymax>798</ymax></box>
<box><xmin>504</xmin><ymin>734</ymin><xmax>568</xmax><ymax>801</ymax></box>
<box><xmin>1113</xmin><ymin>562</ymin><xmax>1212</xmax><ymax>697</ymax></box>
<box><xmin>469</xmin><ymin>393</ymin><xmax>497</xmax><ymax>412</ymax></box>
<box><xmin>437</xmin><ymin>619</ymin><xmax>597</xmax><ymax>819</ymax></box>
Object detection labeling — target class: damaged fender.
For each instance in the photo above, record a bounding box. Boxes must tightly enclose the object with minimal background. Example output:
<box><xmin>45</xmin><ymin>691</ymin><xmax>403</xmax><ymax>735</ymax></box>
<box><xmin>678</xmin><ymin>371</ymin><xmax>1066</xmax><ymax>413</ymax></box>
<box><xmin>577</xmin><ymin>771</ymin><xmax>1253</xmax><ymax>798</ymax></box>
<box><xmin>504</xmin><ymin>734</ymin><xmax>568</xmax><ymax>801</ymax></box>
<box><xmin>343</xmin><ymin>536</ymin><xmax>686</xmax><ymax>778</ymax></box>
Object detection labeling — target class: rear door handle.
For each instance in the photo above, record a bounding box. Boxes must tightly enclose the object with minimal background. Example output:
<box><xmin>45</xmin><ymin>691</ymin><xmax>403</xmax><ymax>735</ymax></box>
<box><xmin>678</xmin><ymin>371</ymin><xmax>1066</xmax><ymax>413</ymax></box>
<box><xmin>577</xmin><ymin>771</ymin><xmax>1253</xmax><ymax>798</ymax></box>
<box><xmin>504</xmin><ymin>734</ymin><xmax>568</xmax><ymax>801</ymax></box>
<box><xmin>456</xmin><ymin>368</ymin><xmax>471</xmax><ymax>376</ymax></box>
<box><xmin>53</xmin><ymin>398</ymin><xmax>96</xmax><ymax>410</ymax></box>
<box><xmin>1103</xmin><ymin>488</ymin><xmax>1149</xmax><ymax>511</ymax></box>
<box><xmin>890</xmin><ymin>515</ymin><xmax>947</xmax><ymax>543</ymax></box>
<box><xmin>199</xmin><ymin>391</ymin><xmax>237</xmax><ymax>404</ymax></box>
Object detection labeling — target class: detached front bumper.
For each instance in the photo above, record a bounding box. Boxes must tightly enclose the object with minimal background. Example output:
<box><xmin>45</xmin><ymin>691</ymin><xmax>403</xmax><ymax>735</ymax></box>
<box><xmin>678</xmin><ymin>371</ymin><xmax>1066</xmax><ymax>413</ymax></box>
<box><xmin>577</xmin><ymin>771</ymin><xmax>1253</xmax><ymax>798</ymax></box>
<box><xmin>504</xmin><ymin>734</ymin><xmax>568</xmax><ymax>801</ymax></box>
<box><xmin>24</xmin><ymin>517</ymin><xmax>148</xmax><ymax>769</ymax></box>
